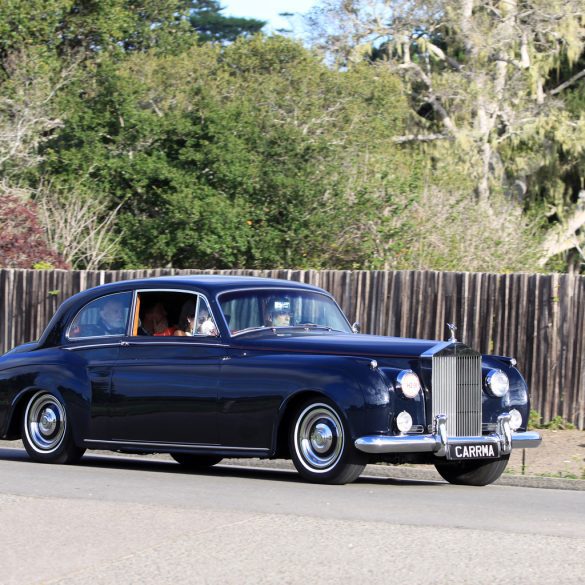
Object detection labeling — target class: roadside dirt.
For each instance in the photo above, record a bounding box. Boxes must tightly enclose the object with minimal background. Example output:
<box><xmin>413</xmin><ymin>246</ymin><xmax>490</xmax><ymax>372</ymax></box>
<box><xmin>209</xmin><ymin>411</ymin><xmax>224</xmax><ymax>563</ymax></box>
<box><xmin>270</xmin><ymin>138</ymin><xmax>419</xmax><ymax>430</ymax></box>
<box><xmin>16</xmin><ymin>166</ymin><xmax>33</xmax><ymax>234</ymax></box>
<box><xmin>507</xmin><ymin>428</ymin><xmax>585</xmax><ymax>478</ymax></box>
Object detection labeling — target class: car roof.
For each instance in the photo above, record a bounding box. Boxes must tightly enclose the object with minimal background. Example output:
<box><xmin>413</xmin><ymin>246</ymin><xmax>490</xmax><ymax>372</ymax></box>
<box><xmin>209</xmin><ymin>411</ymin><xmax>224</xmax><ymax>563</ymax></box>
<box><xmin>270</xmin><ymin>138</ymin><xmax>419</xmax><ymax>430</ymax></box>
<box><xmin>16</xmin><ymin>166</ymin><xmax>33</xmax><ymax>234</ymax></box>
<box><xmin>36</xmin><ymin>275</ymin><xmax>332</xmax><ymax>348</ymax></box>
<box><xmin>82</xmin><ymin>274</ymin><xmax>327</xmax><ymax>297</ymax></box>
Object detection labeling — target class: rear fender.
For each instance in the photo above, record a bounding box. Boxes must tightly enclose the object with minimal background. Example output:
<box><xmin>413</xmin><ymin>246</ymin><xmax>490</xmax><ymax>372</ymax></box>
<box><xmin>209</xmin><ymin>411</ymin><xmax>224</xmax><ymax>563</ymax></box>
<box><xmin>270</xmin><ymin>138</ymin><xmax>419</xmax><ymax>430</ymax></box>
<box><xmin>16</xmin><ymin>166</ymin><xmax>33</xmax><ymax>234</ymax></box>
<box><xmin>2</xmin><ymin>365</ymin><xmax>90</xmax><ymax>447</ymax></box>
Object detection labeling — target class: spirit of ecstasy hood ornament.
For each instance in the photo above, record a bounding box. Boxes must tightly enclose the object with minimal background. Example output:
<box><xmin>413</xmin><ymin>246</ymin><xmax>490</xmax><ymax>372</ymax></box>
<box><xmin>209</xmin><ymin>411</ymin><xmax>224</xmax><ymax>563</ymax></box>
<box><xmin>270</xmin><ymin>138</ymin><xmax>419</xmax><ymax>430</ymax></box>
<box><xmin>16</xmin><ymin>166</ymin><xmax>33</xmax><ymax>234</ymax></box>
<box><xmin>446</xmin><ymin>323</ymin><xmax>457</xmax><ymax>342</ymax></box>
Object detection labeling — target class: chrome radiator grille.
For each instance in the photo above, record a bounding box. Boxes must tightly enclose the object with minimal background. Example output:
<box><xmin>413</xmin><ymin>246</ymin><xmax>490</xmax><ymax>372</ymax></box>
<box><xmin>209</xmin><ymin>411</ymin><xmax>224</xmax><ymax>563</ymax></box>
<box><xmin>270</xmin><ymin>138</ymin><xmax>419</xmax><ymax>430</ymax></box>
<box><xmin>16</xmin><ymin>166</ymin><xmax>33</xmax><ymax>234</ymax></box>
<box><xmin>431</xmin><ymin>353</ymin><xmax>482</xmax><ymax>437</ymax></box>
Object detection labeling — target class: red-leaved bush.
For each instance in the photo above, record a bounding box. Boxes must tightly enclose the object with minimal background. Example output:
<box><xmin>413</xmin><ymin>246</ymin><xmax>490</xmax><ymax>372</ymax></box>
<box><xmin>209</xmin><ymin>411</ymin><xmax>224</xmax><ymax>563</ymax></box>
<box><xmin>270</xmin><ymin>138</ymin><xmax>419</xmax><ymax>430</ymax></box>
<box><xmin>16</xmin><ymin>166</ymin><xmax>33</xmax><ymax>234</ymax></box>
<box><xmin>0</xmin><ymin>195</ymin><xmax>69</xmax><ymax>269</ymax></box>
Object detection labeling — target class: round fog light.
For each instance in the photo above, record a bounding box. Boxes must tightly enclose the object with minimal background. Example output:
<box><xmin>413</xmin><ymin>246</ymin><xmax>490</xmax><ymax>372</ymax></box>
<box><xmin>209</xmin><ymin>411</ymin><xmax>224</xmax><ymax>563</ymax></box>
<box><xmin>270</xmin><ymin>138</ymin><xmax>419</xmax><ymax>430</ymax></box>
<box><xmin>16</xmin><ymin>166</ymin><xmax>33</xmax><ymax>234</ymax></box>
<box><xmin>396</xmin><ymin>411</ymin><xmax>413</xmax><ymax>433</ymax></box>
<box><xmin>509</xmin><ymin>409</ymin><xmax>522</xmax><ymax>431</ymax></box>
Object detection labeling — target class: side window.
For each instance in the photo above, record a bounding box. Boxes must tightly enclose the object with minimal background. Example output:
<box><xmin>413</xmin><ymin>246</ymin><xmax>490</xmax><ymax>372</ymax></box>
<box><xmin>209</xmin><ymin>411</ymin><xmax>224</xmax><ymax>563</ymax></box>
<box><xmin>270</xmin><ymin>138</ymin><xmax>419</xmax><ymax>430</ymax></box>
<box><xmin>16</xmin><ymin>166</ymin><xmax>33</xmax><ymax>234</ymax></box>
<box><xmin>132</xmin><ymin>291</ymin><xmax>219</xmax><ymax>337</ymax></box>
<box><xmin>68</xmin><ymin>292</ymin><xmax>132</xmax><ymax>339</ymax></box>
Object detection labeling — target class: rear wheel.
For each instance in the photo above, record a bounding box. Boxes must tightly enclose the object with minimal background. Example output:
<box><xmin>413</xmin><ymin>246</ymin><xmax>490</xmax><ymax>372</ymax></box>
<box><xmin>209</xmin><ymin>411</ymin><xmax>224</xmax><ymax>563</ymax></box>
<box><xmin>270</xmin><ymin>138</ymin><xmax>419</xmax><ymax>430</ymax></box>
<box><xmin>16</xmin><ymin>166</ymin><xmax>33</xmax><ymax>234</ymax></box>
<box><xmin>21</xmin><ymin>391</ymin><xmax>85</xmax><ymax>464</ymax></box>
<box><xmin>171</xmin><ymin>453</ymin><xmax>223</xmax><ymax>468</ymax></box>
<box><xmin>434</xmin><ymin>456</ymin><xmax>509</xmax><ymax>486</ymax></box>
<box><xmin>289</xmin><ymin>399</ymin><xmax>366</xmax><ymax>485</ymax></box>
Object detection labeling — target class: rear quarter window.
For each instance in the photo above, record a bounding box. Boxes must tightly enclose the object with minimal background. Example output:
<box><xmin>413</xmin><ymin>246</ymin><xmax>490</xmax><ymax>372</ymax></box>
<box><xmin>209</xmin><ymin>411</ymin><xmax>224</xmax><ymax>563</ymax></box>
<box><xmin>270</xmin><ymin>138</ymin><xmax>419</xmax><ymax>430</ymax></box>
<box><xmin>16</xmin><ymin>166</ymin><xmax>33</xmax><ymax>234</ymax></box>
<box><xmin>68</xmin><ymin>292</ymin><xmax>133</xmax><ymax>339</ymax></box>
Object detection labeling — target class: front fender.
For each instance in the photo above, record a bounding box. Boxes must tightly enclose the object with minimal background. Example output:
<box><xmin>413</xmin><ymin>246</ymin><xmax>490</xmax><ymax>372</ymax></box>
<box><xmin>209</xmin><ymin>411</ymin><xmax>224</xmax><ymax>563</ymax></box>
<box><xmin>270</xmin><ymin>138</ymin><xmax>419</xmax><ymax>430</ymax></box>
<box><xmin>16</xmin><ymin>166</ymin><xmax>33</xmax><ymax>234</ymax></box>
<box><xmin>481</xmin><ymin>356</ymin><xmax>530</xmax><ymax>429</ymax></box>
<box><xmin>271</xmin><ymin>354</ymin><xmax>389</xmax><ymax>449</ymax></box>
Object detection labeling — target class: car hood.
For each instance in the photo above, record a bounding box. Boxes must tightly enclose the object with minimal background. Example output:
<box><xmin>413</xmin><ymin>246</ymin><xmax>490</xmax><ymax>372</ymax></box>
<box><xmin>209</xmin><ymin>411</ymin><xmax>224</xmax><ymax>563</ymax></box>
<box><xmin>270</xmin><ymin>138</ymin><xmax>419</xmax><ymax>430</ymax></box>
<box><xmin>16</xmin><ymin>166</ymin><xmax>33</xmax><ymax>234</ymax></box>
<box><xmin>233</xmin><ymin>332</ymin><xmax>441</xmax><ymax>359</ymax></box>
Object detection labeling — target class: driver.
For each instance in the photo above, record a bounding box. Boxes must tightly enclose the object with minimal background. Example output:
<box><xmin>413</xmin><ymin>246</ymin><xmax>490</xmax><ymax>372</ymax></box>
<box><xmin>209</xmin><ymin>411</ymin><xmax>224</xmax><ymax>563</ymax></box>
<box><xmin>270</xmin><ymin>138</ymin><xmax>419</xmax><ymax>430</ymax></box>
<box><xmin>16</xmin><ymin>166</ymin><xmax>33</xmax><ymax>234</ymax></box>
<box><xmin>98</xmin><ymin>299</ymin><xmax>126</xmax><ymax>335</ymax></box>
<box><xmin>266</xmin><ymin>298</ymin><xmax>292</xmax><ymax>327</ymax></box>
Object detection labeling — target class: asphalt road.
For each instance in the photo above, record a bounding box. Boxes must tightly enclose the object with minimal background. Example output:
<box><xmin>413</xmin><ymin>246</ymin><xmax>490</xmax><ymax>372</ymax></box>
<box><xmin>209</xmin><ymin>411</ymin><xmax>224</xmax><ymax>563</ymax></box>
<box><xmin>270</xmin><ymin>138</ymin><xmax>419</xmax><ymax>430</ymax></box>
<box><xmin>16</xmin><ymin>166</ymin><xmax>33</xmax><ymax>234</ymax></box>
<box><xmin>1</xmin><ymin>447</ymin><xmax>584</xmax><ymax>585</ymax></box>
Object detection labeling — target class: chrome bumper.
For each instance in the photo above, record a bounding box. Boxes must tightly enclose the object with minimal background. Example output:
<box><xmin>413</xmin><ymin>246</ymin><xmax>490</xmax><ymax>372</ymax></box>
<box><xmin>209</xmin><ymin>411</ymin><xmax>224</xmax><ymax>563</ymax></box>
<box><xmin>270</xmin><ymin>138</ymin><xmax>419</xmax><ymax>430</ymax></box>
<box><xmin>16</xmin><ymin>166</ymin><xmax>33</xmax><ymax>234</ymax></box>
<box><xmin>354</xmin><ymin>413</ymin><xmax>542</xmax><ymax>456</ymax></box>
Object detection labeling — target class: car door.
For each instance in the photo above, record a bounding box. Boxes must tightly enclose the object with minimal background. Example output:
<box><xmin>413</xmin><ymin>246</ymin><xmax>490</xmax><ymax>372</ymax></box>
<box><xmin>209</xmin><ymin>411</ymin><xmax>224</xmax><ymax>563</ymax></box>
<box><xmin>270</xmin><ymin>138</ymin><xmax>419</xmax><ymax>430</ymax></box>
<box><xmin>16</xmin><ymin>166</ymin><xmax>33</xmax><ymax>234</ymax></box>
<box><xmin>108</xmin><ymin>291</ymin><xmax>225</xmax><ymax>447</ymax></box>
<box><xmin>65</xmin><ymin>291</ymin><xmax>133</xmax><ymax>440</ymax></box>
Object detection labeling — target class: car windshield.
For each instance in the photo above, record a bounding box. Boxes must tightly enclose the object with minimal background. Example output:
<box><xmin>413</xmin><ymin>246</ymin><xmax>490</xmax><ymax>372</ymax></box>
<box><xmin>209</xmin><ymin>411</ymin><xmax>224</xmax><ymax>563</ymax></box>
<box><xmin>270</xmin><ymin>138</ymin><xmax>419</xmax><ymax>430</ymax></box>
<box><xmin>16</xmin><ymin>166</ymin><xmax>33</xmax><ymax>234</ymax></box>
<box><xmin>219</xmin><ymin>289</ymin><xmax>352</xmax><ymax>335</ymax></box>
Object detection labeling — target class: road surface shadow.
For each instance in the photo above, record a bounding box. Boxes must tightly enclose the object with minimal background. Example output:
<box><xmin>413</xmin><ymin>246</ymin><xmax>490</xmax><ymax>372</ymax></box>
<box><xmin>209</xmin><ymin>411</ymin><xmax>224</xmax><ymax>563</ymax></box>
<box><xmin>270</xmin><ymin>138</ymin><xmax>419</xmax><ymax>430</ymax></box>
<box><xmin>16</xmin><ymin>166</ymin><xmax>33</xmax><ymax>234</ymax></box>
<box><xmin>0</xmin><ymin>446</ymin><xmax>442</xmax><ymax>487</ymax></box>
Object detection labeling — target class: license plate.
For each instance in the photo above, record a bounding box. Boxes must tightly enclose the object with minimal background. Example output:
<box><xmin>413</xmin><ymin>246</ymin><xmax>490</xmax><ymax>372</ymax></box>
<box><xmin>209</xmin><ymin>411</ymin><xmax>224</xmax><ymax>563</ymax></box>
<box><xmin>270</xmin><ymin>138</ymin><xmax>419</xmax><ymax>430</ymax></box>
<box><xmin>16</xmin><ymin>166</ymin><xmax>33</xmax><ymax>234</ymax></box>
<box><xmin>447</xmin><ymin>443</ymin><xmax>500</xmax><ymax>460</ymax></box>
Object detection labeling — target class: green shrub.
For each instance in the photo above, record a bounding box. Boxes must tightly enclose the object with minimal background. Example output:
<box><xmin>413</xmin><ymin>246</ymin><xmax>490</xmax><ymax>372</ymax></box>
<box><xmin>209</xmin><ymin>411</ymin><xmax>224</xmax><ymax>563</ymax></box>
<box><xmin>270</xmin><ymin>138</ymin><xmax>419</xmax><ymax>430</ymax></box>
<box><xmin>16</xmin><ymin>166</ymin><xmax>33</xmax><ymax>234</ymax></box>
<box><xmin>528</xmin><ymin>410</ymin><xmax>575</xmax><ymax>430</ymax></box>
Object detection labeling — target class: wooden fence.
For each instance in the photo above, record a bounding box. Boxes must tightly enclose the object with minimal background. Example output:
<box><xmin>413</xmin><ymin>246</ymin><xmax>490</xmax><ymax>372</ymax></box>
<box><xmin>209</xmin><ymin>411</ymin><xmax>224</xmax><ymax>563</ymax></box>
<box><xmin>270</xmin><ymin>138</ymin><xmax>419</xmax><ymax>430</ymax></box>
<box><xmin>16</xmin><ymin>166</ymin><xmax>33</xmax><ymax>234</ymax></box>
<box><xmin>1</xmin><ymin>268</ymin><xmax>584</xmax><ymax>428</ymax></box>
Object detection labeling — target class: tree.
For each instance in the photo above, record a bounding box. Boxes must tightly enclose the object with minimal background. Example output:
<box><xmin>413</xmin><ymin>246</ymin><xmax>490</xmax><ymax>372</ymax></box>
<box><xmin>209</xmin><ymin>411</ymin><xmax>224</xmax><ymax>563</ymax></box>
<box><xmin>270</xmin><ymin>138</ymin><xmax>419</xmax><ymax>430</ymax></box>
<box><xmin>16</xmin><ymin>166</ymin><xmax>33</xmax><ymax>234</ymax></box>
<box><xmin>36</xmin><ymin>182</ymin><xmax>122</xmax><ymax>270</ymax></box>
<box><xmin>0</xmin><ymin>0</ymin><xmax>197</xmax><ymax>62</ymax></box>
<box><xmin>39</xmin><ymin>36</ymin><xmax>421</xmax><ymax>269</ymax></box>
<box><xmin>304</xmin><ymin>0</ymin><xmax>585</xmax><ymax>270</ymax></box>
<box><xmin>189</xmin><ymin>1</ymin><xmax>265</xmax><ymax>43</ymax></box>
<box><xmin>0</xmin><ymin>47</ymin><xmax>84</xmax><ymax>193</ymax></box>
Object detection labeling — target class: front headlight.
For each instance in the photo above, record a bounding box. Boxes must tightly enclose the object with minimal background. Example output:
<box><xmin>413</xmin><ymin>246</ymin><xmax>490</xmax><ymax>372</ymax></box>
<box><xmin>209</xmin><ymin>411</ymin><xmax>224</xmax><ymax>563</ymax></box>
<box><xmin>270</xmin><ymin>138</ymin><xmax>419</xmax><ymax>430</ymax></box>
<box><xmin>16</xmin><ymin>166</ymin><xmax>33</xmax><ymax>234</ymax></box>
<box><xmin>486</xmin><ymin>369</ymin><xmax>509</xmax><ymax>397</ymax></box>
<box><xmin>396</xmin><ymin>370</ymin><xmax>422</xmax><ymax>398</ymax></box>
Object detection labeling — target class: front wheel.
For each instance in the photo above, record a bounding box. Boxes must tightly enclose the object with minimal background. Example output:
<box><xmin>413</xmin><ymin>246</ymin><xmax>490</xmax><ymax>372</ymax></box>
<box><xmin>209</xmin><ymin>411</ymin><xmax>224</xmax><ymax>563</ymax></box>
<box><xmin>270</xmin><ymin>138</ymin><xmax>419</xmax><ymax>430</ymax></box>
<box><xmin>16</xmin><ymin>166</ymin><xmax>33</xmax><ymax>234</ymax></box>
<box><xmin>434</xmin><ymin>456</ymin><xmax>510</xmax><ymax>486</ymax></box>
<box><xmin>21</xmin><ymin>391</ymin><xmax>85</xmax><ymax>464</ymax></box>
<box><xmin>289</xmin><ymin>399</ymin><xmax>366</xmax><ymax>485</ymax></box>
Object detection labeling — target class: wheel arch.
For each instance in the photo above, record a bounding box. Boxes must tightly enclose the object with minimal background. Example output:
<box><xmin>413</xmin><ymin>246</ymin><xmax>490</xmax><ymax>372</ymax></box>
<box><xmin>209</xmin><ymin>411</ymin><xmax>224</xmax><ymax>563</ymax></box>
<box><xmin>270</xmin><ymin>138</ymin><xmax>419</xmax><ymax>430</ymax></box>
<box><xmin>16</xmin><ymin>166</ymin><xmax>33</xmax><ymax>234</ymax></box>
<box><xmin>5</xmin><ymin>377</ymin><xmax>87</xmax><ymax>447</ymax></box>
<box><xmin>274</xmin><ymin>390</ymin><xmax>328</xmax><ymax>459</ymax></box>
<box><xmin>274</xmin><ymin>388</ymin><xmax>362</xmax><ymax>459</ymax></box>
<box><xmin>5</xmin><ymin>387</ymin><xmax>40</xmax><ymax>440</ymax></box>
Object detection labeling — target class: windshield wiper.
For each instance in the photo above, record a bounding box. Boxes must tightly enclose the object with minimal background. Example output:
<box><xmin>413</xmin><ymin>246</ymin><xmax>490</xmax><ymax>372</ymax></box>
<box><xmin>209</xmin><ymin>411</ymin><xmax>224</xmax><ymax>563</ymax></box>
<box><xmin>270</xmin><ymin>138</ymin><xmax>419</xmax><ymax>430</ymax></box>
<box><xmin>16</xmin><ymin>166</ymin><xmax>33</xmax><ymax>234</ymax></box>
<box><xmin>297</xmin><ymin>323</ymin><xmax>344</xmax><ymax>332</ymax></box>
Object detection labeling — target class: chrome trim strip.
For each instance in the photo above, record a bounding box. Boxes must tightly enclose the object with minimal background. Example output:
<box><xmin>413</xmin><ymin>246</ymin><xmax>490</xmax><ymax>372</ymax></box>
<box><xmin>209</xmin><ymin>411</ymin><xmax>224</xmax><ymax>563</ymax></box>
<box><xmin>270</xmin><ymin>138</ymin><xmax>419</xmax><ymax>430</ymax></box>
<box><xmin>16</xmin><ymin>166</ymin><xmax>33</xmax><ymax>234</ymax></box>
<box><xmin>83</xmin><ymin>439</ymin><xmax>269</xmax><ymax>452</ymax></box>
<box><xmin>354</xmin><ymin>414</ymin><xmax>542</xmax><ymax>455</ymax></box>
<box><xmin>64</xmin><ymin>341</ymin><xmax>231</xmax><ymax>350</ymax></box>
<box><xmin>119</xmin><ymin>341</ymin><xmax>231</xmax><ymax>348</ymax></box>
<box><xmin>64</xmin><ymin>343</ymin><xmax>122</xmax><ymax>351</ymax></box>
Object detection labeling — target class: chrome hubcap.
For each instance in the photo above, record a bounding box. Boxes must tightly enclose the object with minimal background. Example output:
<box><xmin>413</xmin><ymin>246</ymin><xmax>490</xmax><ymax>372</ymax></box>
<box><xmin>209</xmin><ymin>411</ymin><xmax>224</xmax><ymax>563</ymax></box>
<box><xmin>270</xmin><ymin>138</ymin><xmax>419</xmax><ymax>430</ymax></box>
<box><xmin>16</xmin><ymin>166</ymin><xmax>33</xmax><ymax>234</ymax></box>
<box><xmin>296</xmin><ymin>404</ymin><xmax>344</xmax><ymax>471</ymax></box>
<box><xmin>310</xmin><ymin>423</ymin><xmax>333</xmax><ymax>453</ymax></box>
<box><xmin>26</xmin><ymin>393</ymin><xmax>66</xmax><ymax>453</ymax></box>
<box><xmin>39</xmin><ymin>409</ymin><xmax>57</xmax><ymax>435</ymax></box>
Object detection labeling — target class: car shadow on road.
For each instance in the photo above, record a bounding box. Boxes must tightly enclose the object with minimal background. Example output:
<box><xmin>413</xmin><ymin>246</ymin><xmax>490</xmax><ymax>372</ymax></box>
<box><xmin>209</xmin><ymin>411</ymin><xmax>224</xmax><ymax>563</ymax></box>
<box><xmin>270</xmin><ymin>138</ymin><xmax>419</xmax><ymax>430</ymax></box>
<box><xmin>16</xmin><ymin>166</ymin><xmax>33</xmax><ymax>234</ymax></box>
<box><xmin>0</xmin><ymin>446</ymin><xmax>443</xmax><ymax>487</ymax></box>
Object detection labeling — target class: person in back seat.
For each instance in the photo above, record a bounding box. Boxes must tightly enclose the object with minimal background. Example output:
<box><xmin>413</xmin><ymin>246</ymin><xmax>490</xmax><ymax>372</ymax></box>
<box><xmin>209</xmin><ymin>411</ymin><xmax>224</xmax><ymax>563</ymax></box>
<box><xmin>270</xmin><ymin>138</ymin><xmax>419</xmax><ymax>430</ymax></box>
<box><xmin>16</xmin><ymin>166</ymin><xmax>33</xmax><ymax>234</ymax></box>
<box><xmin>174</xmin><ymin>300</ymin><xmax>196</xmax><ymax>336</ymax></box>
<box><xmin>141</xmin><ymin>302</ymin><xmax>176</xmax><ymax>336</ymax></box>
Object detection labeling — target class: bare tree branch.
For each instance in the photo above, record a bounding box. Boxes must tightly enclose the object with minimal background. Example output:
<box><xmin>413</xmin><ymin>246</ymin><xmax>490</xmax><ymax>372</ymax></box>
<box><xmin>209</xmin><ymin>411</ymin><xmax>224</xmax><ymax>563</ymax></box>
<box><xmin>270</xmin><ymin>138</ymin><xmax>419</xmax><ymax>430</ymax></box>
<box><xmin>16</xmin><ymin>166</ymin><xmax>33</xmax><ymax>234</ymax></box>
<box><xmin>539</xmin><ymin>207</ymin><xmax>585</xmax><ymax>265</ymax></box>
<box><xmin>548</xmin><ymin>68</ymin><xmax>585</xmax><ymax>96</ymax></box>
<box><xmin>0</xmin><ymin>50</ymin><xmax>80</xmax><ymax>173</ymax></box>
<box><xmin>36</xmin><ymin>182</ymin><xmax>123</xmax><ymax>270</ymax></box>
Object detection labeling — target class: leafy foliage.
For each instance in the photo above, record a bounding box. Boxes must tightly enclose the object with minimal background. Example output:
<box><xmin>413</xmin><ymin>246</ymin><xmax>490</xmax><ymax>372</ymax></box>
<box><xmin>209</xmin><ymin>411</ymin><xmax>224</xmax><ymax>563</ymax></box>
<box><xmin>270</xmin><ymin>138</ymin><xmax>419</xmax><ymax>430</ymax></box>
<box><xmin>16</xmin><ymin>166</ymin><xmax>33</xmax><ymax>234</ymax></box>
<box><xmin>0</xmin><ymin>0</ymin><xmax>196</xmax><ymax>59</ymax></box>
<box><xmin>528</xmin><ymin>409</ymin><xmax>576</xmax><ymax>430</ymax></box>
<box><xmin>40</xmin><ymin>36</ymin><xmax>421</xmax><ymax>268</ymax></box>
<box><xmin>189</xmin><ymin>0</ymin><xmax>265</xmax><ymax>43</ymax></box>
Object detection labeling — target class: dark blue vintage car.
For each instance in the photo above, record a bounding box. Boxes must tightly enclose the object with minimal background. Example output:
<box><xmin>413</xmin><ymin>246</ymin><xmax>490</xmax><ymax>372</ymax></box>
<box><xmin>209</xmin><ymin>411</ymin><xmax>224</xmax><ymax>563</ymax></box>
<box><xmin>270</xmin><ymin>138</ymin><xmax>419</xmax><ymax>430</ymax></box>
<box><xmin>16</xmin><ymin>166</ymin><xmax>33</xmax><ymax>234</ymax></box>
<box><xmin>0</xmin><ymin>275</ymin><xmax>541</xmax><ymax>485</ymax></box>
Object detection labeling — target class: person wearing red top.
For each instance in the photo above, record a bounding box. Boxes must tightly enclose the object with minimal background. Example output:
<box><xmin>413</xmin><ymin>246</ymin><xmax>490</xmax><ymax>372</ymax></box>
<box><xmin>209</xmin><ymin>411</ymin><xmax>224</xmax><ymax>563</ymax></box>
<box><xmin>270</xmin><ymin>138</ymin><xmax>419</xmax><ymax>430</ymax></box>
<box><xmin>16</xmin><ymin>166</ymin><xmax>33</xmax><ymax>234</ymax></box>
<box><xmin>141</xmin><ymin>302</ymin><xmax>177</xmax><ymax>336</ymax></box>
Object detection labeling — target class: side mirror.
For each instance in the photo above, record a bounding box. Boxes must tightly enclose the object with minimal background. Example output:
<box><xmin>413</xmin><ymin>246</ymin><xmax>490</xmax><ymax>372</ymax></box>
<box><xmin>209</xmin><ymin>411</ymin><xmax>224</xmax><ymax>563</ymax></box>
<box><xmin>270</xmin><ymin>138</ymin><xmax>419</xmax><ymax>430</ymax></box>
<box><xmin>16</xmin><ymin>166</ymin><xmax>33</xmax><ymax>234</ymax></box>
<box><xmin>352</xmin><ymin>322</ymin><xmax>361</xmax><ymax>334</ymax></box>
